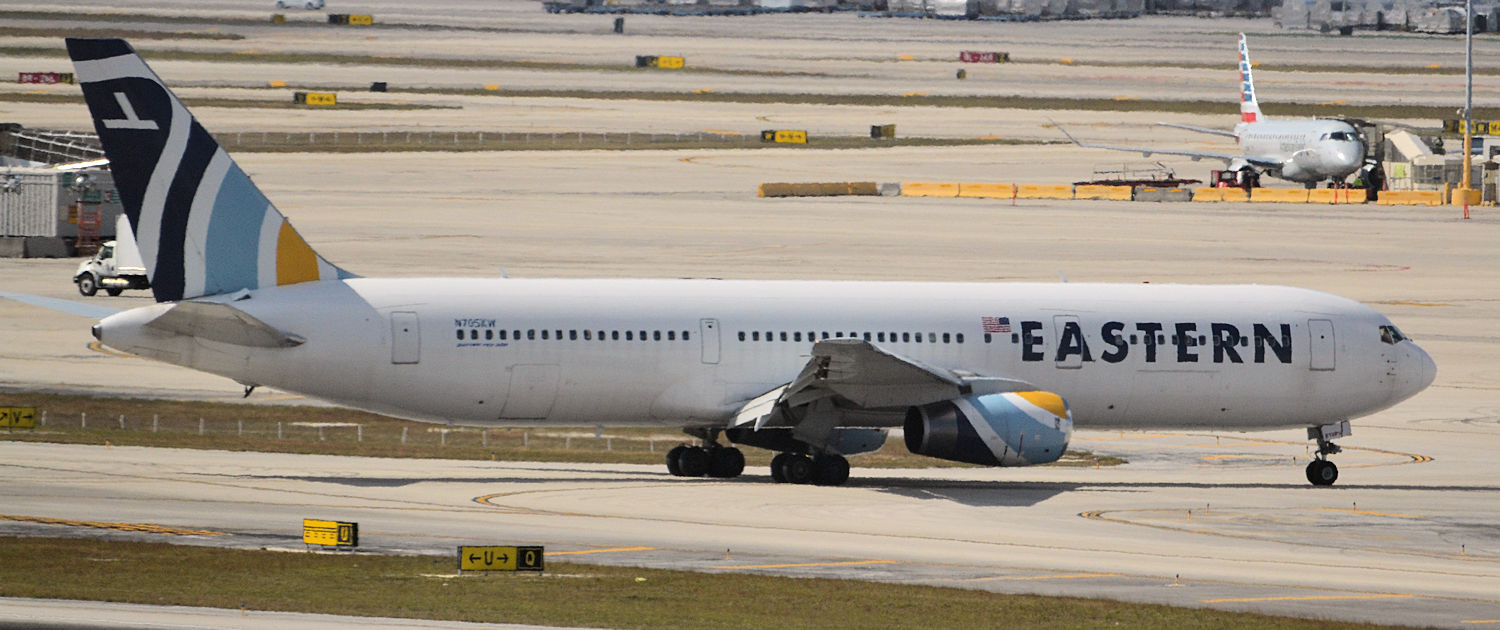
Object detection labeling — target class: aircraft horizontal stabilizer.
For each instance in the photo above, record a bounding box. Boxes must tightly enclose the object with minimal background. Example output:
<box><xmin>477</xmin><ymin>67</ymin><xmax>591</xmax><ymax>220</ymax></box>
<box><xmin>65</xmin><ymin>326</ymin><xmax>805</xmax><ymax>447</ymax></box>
<box><xmin>145</xmin><ymin>301</ymin><xmax>305</xmax><ymax>348</ymax></box>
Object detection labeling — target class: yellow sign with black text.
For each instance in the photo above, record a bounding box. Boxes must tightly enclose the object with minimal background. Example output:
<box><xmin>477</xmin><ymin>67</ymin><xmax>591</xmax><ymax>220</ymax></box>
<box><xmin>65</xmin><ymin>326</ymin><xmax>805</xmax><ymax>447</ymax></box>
<box><xmin>458</xmin><ymin>545</ymin><xmax>544</xmax><ymax>572</ymax></box>
<box><xmin>302</xmin><ymin>519</ymin><xmax>358</xmax><ymax>547</ymax></box>
<box><xmin>0</xmin><ymin>407</ymin><xmax>35</xmax><ymax>429</ymax></box>
<box><xmin>304</xmin><ymin>92</ymin><xmax>337</xmax><ymax>106</ymax></box>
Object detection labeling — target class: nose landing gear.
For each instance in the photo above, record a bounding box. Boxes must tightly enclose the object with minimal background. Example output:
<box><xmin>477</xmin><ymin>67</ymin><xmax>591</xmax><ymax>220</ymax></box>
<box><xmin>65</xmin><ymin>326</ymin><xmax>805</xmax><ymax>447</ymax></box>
<box><xmin>1305</xmin><ymin>421</ymin><xmax>1350</xmax><ymax>486</ymax></box>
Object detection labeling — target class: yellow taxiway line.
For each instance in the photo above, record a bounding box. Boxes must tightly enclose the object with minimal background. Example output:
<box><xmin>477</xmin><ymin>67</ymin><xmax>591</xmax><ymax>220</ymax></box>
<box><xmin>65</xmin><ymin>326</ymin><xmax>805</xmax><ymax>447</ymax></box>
<box><xmin>0</xmin><ymin>513</ymin><xmax>227</xmax><ymax>536</ymax></box>
<box><xmin>549</xmin><ymin>546</ymin><xmax>655</xmax><ymax>556</ymax></box>
<box><xmin>966</xmin><ymin>573</ymin><xmax>1122</xmax><ymax>582</ymax></box>
<box><xmin>1203</xmin><ymin>593</ymin><xmax>1412</xmax><ymax>603</ymax></box>
<box><xmin>721</xmin><ymin>560</ymin><xmax>896</xmax><ymax>570</ymax></box>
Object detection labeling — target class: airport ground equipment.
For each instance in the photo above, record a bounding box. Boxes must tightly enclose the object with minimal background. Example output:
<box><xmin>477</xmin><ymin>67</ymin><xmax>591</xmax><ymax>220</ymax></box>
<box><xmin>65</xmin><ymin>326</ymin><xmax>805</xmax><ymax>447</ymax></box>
<box><xmin>73</xmin><ymin>215</ymin><xmax>147</xmax><ymax>296</ymax></box>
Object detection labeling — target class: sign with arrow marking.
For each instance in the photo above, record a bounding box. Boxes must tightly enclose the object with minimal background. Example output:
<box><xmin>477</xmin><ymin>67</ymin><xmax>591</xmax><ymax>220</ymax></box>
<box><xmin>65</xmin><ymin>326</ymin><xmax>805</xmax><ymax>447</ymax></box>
<box><xmin>458</xmin><ymin>545</ymin><xmax>544</xmax><ymax>573</ymax></box>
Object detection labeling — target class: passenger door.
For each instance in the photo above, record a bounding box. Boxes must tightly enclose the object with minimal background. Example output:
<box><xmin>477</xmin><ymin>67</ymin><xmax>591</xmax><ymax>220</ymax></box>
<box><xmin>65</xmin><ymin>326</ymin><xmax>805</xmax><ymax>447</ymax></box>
<box><xmin>700</xmin><ymin>318</ymin><xmax>721</xmax><ymax>364</ymax></box>
<box><xmin>391</xmin><ymin>312</ymin><xmax>419</xmax><ymax>364</ymax></box>
<box><xmin>1308</xmin><ymin>319</ymin><xmax>1335</xmax><ymax>371</ymax></box>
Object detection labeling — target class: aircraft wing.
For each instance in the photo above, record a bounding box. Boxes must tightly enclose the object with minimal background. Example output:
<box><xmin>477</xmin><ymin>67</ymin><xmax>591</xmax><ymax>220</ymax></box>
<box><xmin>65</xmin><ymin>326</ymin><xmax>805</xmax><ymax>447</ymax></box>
<box><xmin>1156</xmin><ymin>122</ymin><xmax>1238</xmax><ymax>138</ymax></box>
<box><xmin>0</xmin><ymin>291</ymin><xmax>122</xmax><ymax>319</ymax></box>
<box><xmin>1055</xmin><ymin>123</ymin><xmax>1282</xmax><ymax>168</ymax></box>
<box><xmin>731</xmin><ymin>339</ymin><xmax>1034</xmax><ymax>430</ymax></box>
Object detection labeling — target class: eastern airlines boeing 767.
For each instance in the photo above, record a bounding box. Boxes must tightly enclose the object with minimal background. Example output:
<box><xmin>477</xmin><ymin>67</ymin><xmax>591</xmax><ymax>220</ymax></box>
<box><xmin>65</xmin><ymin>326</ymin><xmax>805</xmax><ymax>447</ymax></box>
<box><xmin>68</xmin><ymin>38</ymin><xmax>1433</xmax><ymax>487</ymax></box>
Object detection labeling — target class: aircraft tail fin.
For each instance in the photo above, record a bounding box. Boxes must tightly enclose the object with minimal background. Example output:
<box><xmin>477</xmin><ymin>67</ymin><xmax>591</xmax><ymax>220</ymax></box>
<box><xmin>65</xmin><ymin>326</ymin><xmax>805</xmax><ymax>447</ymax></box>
<box><xmin>1237</xmin><ymin>33</ymin><xmax>1264</xmax><ymax>123</ymax></box>
<box><xmin>65</xmin><ymin>38</ymin><xmax>354</xmax><ymax>304</ymax></box>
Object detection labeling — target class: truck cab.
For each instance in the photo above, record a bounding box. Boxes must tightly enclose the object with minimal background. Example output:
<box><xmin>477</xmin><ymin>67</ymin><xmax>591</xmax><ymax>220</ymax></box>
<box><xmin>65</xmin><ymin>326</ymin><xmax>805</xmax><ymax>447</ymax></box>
<box><xmin>73</xmin><ymin>216</ymin><xmax>149</xmax><ymax>297</ymax></box>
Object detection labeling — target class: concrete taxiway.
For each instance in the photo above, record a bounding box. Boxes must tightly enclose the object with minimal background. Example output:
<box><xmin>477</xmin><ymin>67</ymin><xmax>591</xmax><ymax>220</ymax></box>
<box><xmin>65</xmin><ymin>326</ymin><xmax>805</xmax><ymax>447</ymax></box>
<box><xmin>3</xmin><ymin>4</ymin><xmax>1500</xmax><ymax>627</ymax></box>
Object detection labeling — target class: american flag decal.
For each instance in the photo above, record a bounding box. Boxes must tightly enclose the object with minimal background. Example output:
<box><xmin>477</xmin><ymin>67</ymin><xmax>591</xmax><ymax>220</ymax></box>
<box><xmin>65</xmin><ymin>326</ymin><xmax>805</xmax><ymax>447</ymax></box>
<box><xmin>981</xmin><ymin>316</ymin><xmax>1011</xmax><ymax>333</ymax></box>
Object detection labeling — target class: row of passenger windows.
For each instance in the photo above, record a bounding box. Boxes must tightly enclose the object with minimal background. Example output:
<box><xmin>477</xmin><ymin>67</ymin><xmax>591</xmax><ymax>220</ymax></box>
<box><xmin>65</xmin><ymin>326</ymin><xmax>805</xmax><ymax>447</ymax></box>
<box><xmin>457</xmin><ymin>328</ymin><xmax>692</xmax><ymax>342</ymax></box>
<box><xmin>735</xmin><ymin>331</ymin><xmax>1254</xmax><ymax>347</ymax></box>
<box><xmin>455</xmin><ymin>328</ymin><xmax>1254</xmax><ymax>347</ymax></box>
<box><xmin>739</xmin><ymin>330</ymin><xmax>966</xmax><ymax>344</ymax></box>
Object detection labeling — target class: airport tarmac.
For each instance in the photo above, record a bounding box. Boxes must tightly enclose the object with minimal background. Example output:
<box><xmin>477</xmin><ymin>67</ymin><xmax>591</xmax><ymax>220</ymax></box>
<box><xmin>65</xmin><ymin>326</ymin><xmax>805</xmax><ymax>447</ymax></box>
<box><xmin>3</xmin><ymin>147</ymin><xmax>1499</xmax><ymax>627</ymax></box>
<box><xmin>3</xmin><ymin>3</ymin><xmax>1500</xmax><ymax>627</ymax></box>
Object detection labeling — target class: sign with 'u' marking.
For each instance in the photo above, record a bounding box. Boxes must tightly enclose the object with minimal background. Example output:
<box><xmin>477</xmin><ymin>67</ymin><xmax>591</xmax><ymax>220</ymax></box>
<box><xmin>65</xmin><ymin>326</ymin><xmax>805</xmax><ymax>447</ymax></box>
<box><xmin>458</xmin><ymin>545</ymin><xmax>544</xmax><ymax>572</ymax></box>
<box><xmin>302</xmin><ymin>519</ymin><xmax>358</xmax><ymax>547</ymax></box>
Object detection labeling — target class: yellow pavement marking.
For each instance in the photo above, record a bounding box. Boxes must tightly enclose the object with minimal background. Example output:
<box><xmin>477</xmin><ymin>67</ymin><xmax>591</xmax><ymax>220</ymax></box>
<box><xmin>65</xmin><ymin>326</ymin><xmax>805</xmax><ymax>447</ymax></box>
<box><xmin>1204</xmin><ymin>593</ymin><xmax>1412</xmax><ymax>603</ymax></box>
<box><xmin>1317</xmin><ymin>507</ymin><xmax>1422</xmax><ymax>519</ymax></box>
<box><xmin>87</xmin><ymin>341</ymin><xmax>135</xmax><ymax>358</ymax></box>
<box><xmin>1461</xmin><ymin>620</ymin><xmax>1500</xmax><ymax>624</ymax></box>
<box><xmin>550</xmin><ymin>546</ymin><xmax>655</xmax><ymax>556</ymax></box>
<box><xmin>968</xmin><ymin>573</ymin><xmax>1121</xmax><ymax>582</ymax></box>
<box><xmin>721</xmin><ymin>560</ymin><xmax>896</xmax><ymax>570</ymax></box>
<box><xmin>1074</xmin><ymin>433</ymin><xmax>1184</xmax><ymax>442</ymax></box>
<box><xmin>0</xmin><ymin>513</ymin><xmax>227</xmax><ymax>536</ymax></box>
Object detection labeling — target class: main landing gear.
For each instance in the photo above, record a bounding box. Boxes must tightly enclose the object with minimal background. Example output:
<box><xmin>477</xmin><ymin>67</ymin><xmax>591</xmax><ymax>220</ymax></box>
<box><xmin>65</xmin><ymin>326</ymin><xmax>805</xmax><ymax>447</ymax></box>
<box><xmin>666</xmin><ymin>428</ymin><xmax>744</xmax><ymax>479</ymax></box>
<box><xmin>666</xmin><ymin>443</ymin><xmax>745</xmax><ymax>478</ymax></box>
<box><xmin>1305</xmin><ymin>421</ymin><xmax>1349</xmax><ymax>486</ymax></box>
<box><xmin>770</xmin><ymin>452</ymin><xmax>849</xmax><ymax>486</ymax></box>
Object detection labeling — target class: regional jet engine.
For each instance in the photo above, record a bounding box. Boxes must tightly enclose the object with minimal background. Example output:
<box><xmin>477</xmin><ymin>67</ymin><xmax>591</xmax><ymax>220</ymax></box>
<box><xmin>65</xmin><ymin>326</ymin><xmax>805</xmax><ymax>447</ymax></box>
<box><xmin>903</xmin><ymin>391</ymin><xmax>1073</xmax><ymax>466</ymax></box>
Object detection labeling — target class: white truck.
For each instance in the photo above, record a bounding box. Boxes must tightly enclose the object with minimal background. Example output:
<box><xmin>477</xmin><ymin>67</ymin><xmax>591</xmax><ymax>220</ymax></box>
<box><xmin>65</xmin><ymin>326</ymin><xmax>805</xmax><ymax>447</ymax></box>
<box><xmin>74</xmin><ymin>215</ymin><xmax>149</xmax><ymax>297</ymax></box>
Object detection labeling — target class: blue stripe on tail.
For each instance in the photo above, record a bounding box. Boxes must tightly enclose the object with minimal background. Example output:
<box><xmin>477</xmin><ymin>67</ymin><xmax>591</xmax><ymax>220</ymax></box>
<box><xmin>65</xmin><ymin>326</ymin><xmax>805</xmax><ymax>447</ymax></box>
<box><xmin>65</xmin><ymin>38</ymin><xmax>355</xmax><ymax>303</ymax></box>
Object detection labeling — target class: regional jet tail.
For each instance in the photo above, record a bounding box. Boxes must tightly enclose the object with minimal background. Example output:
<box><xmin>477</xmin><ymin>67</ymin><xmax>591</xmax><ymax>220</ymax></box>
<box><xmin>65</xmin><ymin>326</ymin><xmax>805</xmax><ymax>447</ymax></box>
<box><xmin>1059</xmin><ymin>33</ymin><xmax>1366</xmax><ymax>187</ymax></box>
<box><xmin>70</xmin><ymin>38</ymin><xmax>1434</xmax><ymax>488</ymax></box>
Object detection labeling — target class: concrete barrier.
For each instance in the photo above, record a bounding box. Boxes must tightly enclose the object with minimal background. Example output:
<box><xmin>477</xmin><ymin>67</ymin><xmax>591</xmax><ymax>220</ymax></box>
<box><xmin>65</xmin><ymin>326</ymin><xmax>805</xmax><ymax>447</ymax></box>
<box><xmin>759</xmin><ymin>182</ymin><xmax>880</xmax><ymax>198</ymax></box>
<box><xmin>1192</xmin><ymin>188</ymin><xmax>1227</xmax><ymax>202</ymax></box>
<box><xmin>1133</xmin><ymin>187</ymin><xmax>1192</xmax><ymax>202</ymax></box>
<box><xmin>1376</xmin><ymin>190</ymin><xmax>1444</xmax><ymax>206</ymax></box>
<box><xmin>1017</xmin><ymin>184</ymin><xmax>1073</xmax><ymax>199</ymax></box>
<box><xmin>1307</xmin><ymin>188</ymin><xmax>1368</xmax><ymax>204</ymax></box>
<box><xmin>1220</xmin><ymin>188</ymin><xmax>1249</xmax><ymax>202</ymax></box>
<box><xmin>957</xmin><ymin>183</ymin><xmax>1014</xmax><ymax>199</ymax></box>
<box><xmin>1250</xmin><ymin>188</ymin><xmax>1311</xmax><ymax>203</ymax></box>
<box><xmin>1073</xmin><ymin>184</ymin><xmax>1132</xmax><ymax>200</ymax></box>
<box><xmin>903</xmin><ymin>182</ymin><xmax>960</xmax><ymax>198</ymax></box>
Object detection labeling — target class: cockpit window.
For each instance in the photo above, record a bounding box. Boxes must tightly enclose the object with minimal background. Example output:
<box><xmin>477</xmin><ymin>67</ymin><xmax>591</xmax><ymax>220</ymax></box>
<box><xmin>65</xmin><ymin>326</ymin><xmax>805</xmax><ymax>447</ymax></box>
<box><xmin>1379</xmin><ymin>325</ymin><xmax>1408</xmax><ymax>345</ymax></box>
<box><xmin>1328</xmin><ymin>131</ymin><xmax>1354</xmax><ymax>142</ymax></box>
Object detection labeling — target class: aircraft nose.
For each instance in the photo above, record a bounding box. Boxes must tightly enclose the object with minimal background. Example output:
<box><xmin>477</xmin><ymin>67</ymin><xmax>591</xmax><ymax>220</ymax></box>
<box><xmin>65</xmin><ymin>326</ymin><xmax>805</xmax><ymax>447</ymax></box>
<box><xmin>1394</xmin><ymin>342</ymin><xmax>1437</xmax><ymax>402</ymax></box>
<box><xmin>91</xmin><ymin>323</ymin><xmax>101</xmax><ymax>341</ymax></box>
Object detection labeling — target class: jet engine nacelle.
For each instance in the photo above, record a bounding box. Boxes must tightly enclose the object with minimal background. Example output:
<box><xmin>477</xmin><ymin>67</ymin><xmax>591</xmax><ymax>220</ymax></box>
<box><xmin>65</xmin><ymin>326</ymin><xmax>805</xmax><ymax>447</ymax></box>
<box><xmin>903</xmin><ymin>391</ymin><xmax>1073</xmax><ymax>466</ymax></box>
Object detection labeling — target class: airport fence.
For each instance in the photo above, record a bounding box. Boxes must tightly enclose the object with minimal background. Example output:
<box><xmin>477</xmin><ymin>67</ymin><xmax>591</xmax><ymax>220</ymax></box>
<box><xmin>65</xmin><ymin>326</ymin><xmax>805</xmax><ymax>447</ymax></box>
<box><xmin>218</xmin><ymin>130</ymin><xmax>761</xmax><ymax>152</ymax></box>
<box><xmin>4</xmin><ymin>408</ymin><xmax>687</xmax><ymax>461</ymax></box>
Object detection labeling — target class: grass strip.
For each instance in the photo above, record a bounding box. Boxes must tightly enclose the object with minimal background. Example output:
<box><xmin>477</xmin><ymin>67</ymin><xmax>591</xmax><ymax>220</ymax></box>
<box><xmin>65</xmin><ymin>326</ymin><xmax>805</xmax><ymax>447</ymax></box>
<box><xmin>6</xmin><ymin>83</ymin><xmax>1493</xmax><ymax>121</ymax></box>
<box><xmin>0</xmin><ymin>26</ymin><xmax>243</xmax><ymax>41</ymax></box>
<box><xmin>0</xmin><ymin>393</ymin><xmax>1124</xmax><ymax>468</ymax></box>
<box><xmin>0</xmin><ymin>44</ymin><xmax>837</xmax><ymax>79</ymax></box>
<box><xmin>0</xmin><ymin>537</ymin><xmax>1386</xmax><ymax>629</ymax></box>
<box><xmin>0</xmin><ymin>91</ymin><xmax>448</xmax><ymax>111</ymax></box>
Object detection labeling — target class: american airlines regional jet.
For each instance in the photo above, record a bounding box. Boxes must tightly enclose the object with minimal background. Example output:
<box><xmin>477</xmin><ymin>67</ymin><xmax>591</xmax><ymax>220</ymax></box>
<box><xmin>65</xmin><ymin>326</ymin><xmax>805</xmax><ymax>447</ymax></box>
<box><xmin>1060</xmin><ymin>33</ymin><xmax>1366</xmax><ymax>188</ymax></box>
<box><xmin>67</xmin><ymin>38</ymin><xmax>1433</xmax><ymax>487</ymax></box>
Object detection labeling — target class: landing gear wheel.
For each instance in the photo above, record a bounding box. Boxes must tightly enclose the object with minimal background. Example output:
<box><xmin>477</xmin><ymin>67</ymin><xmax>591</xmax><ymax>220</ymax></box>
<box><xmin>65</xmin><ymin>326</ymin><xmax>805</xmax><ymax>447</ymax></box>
<box><xmin>779</xmin><ymin>454</ymin><xmax>814</xmax><ymax>484</ymax></box>
<box><xmin>77</xmin><ymin>273</ymin><xmax>98</xmax><ymax>297</ymax></box>
<box><xmin>707</xmin><ymin>447</ymin><xmax>745</xmax><ymax>478</ymax></box>
<box><xmin>812</xmin><ymin>454</ymin><xmax>850</xmax><ymax>486</ymax></box>
<box><xmin>770</xmin><ymin>452</ymin><xmax>791</xmax><ymax>483</ymax></box>
<box><xmin>676</xmin><ymin>446</ymin><xmax>710</xmax><ymax>477</ymax></box>
<box><xmin>1306</xmin><ymin>459</ymin><xmax>1338</xmax><ymax>486</ymax></box>
<box><xmin>666</xmin><ymin>444</ymin><xmax>687</xmax><ymax>476</ymax></box>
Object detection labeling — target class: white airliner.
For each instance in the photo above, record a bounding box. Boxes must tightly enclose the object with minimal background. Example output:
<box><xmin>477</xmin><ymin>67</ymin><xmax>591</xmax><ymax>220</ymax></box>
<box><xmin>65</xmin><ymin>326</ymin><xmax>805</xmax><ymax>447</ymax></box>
<box><xmin>1060</xmin><ymin>33</ymin><xmax>1366</xmax><ymax>188</ymax></box>
<box><xmin>65</xmin><ymin>38</ymin><xmax>1434</xmax><ymax>487</ymax></box>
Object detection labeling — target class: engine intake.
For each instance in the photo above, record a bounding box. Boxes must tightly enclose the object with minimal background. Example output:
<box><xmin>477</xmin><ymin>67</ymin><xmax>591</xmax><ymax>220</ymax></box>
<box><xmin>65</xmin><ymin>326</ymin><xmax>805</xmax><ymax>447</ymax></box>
<box><xmin>904</xmin><ymin>391</ymin><xmax>1073</xmax><ymax>466</ymax></box>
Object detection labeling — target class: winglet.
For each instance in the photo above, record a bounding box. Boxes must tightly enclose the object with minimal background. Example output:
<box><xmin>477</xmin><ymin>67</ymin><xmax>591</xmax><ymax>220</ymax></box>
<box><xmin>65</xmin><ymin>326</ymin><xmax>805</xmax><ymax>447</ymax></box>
<box><xmin>1238</xmin><ymin>33</ymin><xmax>1264</xmax><ymax>123</ymax></box>
<box><xmin>66</xmin><ymin>38</ymin><xmax>356</xmax><ymax>304</ymax></box>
